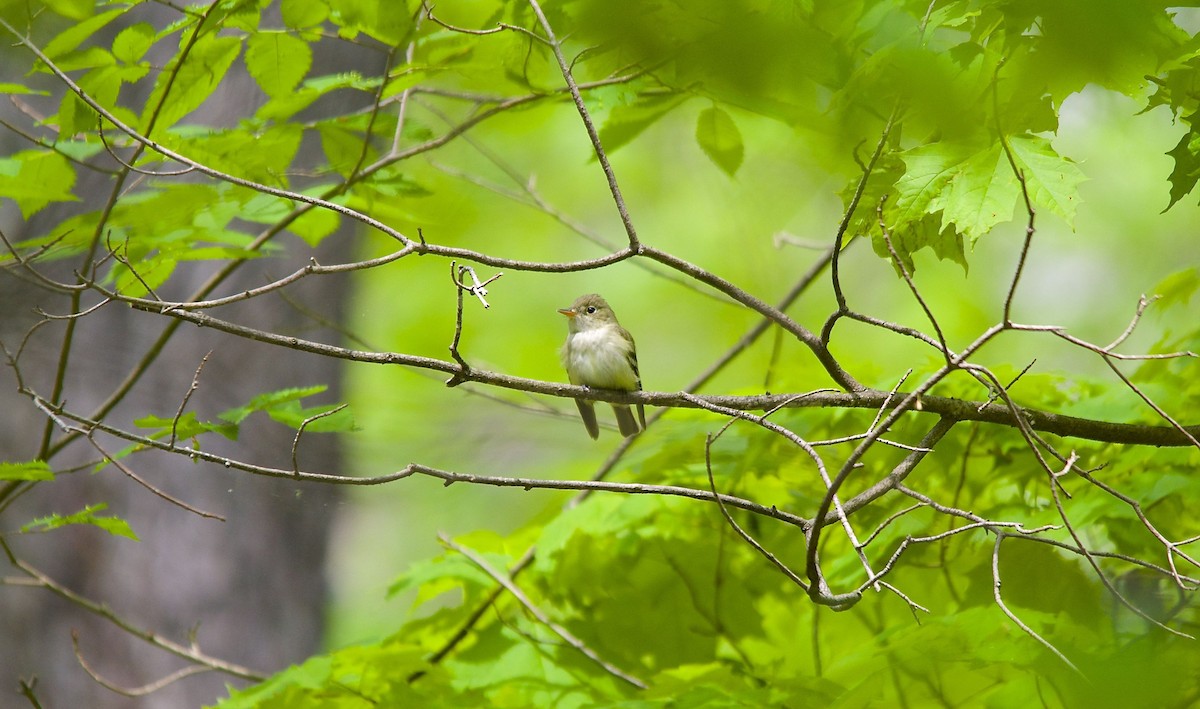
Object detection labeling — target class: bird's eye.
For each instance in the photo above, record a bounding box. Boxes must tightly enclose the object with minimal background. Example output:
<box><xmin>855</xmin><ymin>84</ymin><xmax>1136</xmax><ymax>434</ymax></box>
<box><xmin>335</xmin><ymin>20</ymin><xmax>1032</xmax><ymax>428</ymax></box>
<box><xmin>586</xmin><ymin>306</ymin><xmax>596</xmax><ymax>314</ymax></box>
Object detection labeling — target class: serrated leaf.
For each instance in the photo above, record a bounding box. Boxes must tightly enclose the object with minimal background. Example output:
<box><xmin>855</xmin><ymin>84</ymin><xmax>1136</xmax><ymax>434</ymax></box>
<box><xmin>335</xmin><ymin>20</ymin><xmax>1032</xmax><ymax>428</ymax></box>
<box><xmin>134</xmin><ymin>411</ymin><xmax>240</xmax><ymax>441</ymax></box>
<box><xmin>256</xmin><ymin>86</ymin><xmax>322</xmax><ymax>121</ymax></box>
<box><xmin>1153</xmin><ymin>267</ymin><xmax>1199</xmax><ymax>309</ymax></box>
<box><xmin>695</xmin><ymin>106</ymin><xmax>744</xmax><ymax>177</ymax></box>
<box><xmin>0</xmin><ymin>151</ymin><xmax>77</xmax><ymax>218</ymax></box>
<box><xmin>266</xmin><ymin>402</ymin><xmax>356</xmax><ymax>433</ymax></box>
<box><xmin>941</xmin><ymin>143</ymin><xmax>1018</xmax><ymax>241</ymax></box>
<box><xmin>895</xmin><ymin>142</ymin><xmax>1017</xmax><ymax>241</ymax></box>
<box><xmin>42</xmin><ymin>8</ymin><xmax>123</xmax><ymax>59</ymax></box>
<box><xmin>1006</xmin><ymin>133</ymin><xmax>1086</xmax><ymax>225</ymax></box>
<box><xmin>1164</xmin><ymin>121</ymin><xmax>1200</xmax><ymax>211</ymax></box>
<box><xmin>245</xmin><ymin>32</ymin><xmax>312</xmax><ymax>98</ymax></box>
<box><xmin>289</xmin><ymin>201</ymin><xmax>340</xmax><ymax>246</ymax></box>
<box><xmin>282</xmin><ymin>0</ymin><xmax>331</xmax><ymax>28</ymax></box>
<box><xmin>894</xmin><ymin>142</ymin><xmax>970</xmax><ymax>227</ymax></box>
<box><xmin>318</xmin><ymin>123</ymin><xmax>367</xmax><ymax>177</ymax></box>
<box><xmin>328</xmin><ymin>0</ymin><xmax>412</xmax><ymax>44</ymax></box>
<box><xmin>112</xmin><ymin>250</ymin><xmax>176</xmax><ymax>297</ymax></box>
<box><xmin>168</xmin><ymin>123</ymin><xmax>303</xmax><ymax>184</ymax></box>
<box><xmin>141</xmin><ymin>34</ymin><xmax>242</xmax><ymax>135</ymax></box>
<box><xmin>0</xmin><ymin>460</ymin><xmax>55</xmax><ymax>481</ymax></box>
<box><xmin>112</xmin><ymin>23</ymin><xmax>156</xmax><ymax>64</ymax></box>
<box><xmin>219</xmin><ymin>386</ymin><xmax>329</xmax><ymax>425</ymax></box>
<box><xmin>872</xmin><ymin>212</ymin><xmax>967</xmax><ymax>273</ymax></box>
<box><xmin>21</xmin><ymin>503</ymin><xmax>138</xmax><ymax>540</ymax></box>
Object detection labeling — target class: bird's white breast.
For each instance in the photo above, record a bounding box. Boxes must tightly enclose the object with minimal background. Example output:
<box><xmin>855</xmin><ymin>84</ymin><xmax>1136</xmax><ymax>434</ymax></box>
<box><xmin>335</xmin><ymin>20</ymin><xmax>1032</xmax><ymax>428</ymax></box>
<box><xmin>561</xmin><ymin>326</ymin><xmax>638</xmax><ymax>390</ymax></box>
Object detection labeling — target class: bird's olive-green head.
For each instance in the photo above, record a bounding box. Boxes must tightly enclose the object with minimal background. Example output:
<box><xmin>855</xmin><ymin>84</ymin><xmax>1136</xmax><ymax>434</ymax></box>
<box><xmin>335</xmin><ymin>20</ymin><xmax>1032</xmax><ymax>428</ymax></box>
<box><xmin>557</xmin><ymin>293</ymin><xmax>619</xmax><ymax>334</ymax></box>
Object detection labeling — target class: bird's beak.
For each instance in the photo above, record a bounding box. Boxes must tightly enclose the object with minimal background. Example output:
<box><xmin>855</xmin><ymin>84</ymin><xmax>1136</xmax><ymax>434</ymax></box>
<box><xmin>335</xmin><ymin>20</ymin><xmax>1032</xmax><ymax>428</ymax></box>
<box><xmin>558</xmin><ymin>308</ymin><xmax>576</xmax><ymax>318</ymax></box>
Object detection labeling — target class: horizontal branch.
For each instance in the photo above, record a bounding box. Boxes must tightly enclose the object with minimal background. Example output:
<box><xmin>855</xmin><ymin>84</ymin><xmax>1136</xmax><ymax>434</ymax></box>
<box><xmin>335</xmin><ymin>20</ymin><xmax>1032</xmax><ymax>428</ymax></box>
<box><xmin>20</xmin><ymin>393</ymin><xmax>811</xmax><ymax>528</ymax></box>
<box><xmin>121</xmin><ymin>301</ymin><xmax>1200</xmax><ymax>448</ymax></box>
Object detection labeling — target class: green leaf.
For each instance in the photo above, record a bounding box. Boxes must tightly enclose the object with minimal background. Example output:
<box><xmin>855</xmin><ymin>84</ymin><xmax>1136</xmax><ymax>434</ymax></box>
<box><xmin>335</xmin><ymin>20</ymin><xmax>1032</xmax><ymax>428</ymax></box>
<box><xmin>1006</xmin><ymin>133</ymin><xmax>1086</xmax><ymax>225</ymax></box>
<box><xmin>895</xmin><ymin>142</ymin><xmax>1017</xmax><ymax>242</ymax></box>
<box><xmin>281</xmin><ymin>0</ymin><xmax>331</xmax><ymax>29</ymax></box>
<box><xmin>943</xmin><ymin>144</ymin><xmax>1018</xmax><ymax>241</ymax></box>
<box><xmin>112</xmin><ymin>22</ymin><xmax>156</xmax><ymax>64</ymax></box>
<box><xmin>216</xmin><ymin>641</ymin><xmax>444</xmax><ymax>708</ymax></box>
<box><xmin>40</xmin><ymin>0</ymin><xmax>95</xmax><ymax>20</ymax></box>
<box><xmin>695</xmin><ymin>106</ymin><xmax>744</xmax><ymax>177</ymax></box>
<box><xmin>328</xmin><ymin>0</ymin><xmax>412</xmax><ymax>44</ymax></box>
<box><xmin>112</xmin><ymin>250</ymin><xmax>177</xmax><ymax>297</ymax></box>
<box><xmin>218</xmin><ymin>386</ymin><xmax>329</xmax><ymax>426</ymax></box>
<box><xmin>22</xmin><ymin>504</ymin><xmax>139</xmax><ymax>540</ymax></box>
<box><xmin>266</xmin><ymin>402</ymin><xmax>356</xmax><ymax>433</ymax></box>
<box><xmin>288</xmin><ymin>199</ymin><xmax>340</xmax><ymax>246</ymax></box>
<box><xmin>387</xmin><ymin>553</ymin><xmax>497</xmax><ymax>607</ymax></box>
<box><xmin>318</xmin><ymin>123</ymin><xmax>368</xmax><ymax>177</ymax></box>
<box><xmin>42</xmin><ymin>8</ymin><xmax>124</xmax><ymax>59</ymax></box>
<box><xmin>1153</xmin><ymin>267</ymin><xmax>1199</xmax><ymax>309</ymax></box>
<box><xmin>0</xmin><ymin>83</ymin><xmax>49</xmax><ymax>95</ymax></box>
<box><xmin>141</xmin><ymin>34</ymin><xmax>242</xmax><ymax>134</ymax></box>
<box><xmin>58</xmin><ymin>63</ymin><xmax>147</xmax><ymax>138</ymax></box>
<box><xmin>872</xmin><ymin>212</ymin><xmax>967</xmax><ymax>273</ymax></box>
<box><xmin>0</xmin><ymin>150</ymin><xmax>77</xmax><ymax>218</ymax></box>
<box><xmin>0</xmin><ymin>460</ymin><xmax>55</xmax><ymax>481</ymax></box>
<box><xmin>597</xmin><ymin>93</ymin><xmax>689</xmax><ymax>156</ymax></box>
<box><xmin>134</xmin><ymin>411</ymin><xmax>240</xmax><ymax>441</ymax></box>
<box><xmin>245</xmin><ymin>31</ymin><xmax>313</xmax><ymax>98</ymax></box>
<box><xmin>893</xmin><ymin>142</ymin><xmax>968</xmax><ymax>229</ymax></box>
<box><xmin>1165</xmin><ymin>120</ymin><xmax>1200</xmax><ymax>210</ymax></box>
<box><xmin>167</xmin><ymin>123</ymin><xmax>303</xmax><ymax>184</ymax></box>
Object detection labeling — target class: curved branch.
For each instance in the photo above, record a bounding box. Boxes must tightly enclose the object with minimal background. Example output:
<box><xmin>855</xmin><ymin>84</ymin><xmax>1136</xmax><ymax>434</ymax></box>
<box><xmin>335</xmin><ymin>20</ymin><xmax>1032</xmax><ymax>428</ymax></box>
<box><xmin>0</xmin><ymin>538</ymin><xmax>263</xmax><ymax>682</ymax></box>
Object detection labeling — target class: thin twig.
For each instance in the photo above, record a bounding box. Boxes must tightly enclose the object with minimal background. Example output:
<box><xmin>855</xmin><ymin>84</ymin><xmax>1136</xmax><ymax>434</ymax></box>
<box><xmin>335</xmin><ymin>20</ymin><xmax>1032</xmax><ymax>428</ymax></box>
<box><xmin>446</xmin><ymin>262</ymin><xmax>471</xmax><ymax>385</ymax></box>
<box><xmin>703</xmin><ymin>434</ymin><xmax>810</xmax><ymax>592</ymax></box>
<box><xmin>439</xmin><ymin>535</ymin><xmax>647</xmax><ymax>689</ymax></box>
<box><xmin>72</xmin><ymin>629</ymin><xmax>212</xmax><ymax>696</ymax></box>
<box><xmin>879</xmin><ymin>212</ymin><xmax>951</xmax><ymax>363</ymax></box>
<box><xmin>527</xmin><ymin>0</ymin><xmax>640</xmax><ymax>250</ymax></box>
<box><xmin>991</xmin><ymin>534</ymin><xmax>1083</xmax><ymax>675</ymax></box>
<box><xmin>291</xmin><ymin>404</ymin><xmax>349</xmax><ymax>475</ymax></box>
<box><xmin>0</xmin><ymin>538</ymin><xmax>262</xmax><ymax>680</ymax></box>
<box><xmin>171</xmin><ymin>351</ymin><xmax>211</xmax><ymax>448</ymax></box>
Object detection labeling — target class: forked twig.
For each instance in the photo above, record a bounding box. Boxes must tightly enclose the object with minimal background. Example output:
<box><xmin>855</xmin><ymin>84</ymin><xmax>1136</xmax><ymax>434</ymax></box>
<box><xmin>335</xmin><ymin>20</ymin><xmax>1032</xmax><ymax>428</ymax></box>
<box><xmin>291</xmin><ymin>404</ymin><xmax>349</xmax><ymax>475</ymax></box>
<box><xmin>72</xmin><ymin>629</ymin><xmax>213</xmax><ymax>696</ymax></box>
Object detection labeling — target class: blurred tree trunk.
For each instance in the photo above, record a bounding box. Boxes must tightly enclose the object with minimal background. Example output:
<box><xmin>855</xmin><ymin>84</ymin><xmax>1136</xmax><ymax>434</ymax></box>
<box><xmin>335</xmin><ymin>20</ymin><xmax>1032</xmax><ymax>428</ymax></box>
<box><xmin>0</xmin><ymin>11</ymin><xmax>374</xmax><ymax>705</ymax></box>
<box><xmin>0</xmin><ymin>237</ymin><xmax>352</xmax><ymax>708</ymax></box>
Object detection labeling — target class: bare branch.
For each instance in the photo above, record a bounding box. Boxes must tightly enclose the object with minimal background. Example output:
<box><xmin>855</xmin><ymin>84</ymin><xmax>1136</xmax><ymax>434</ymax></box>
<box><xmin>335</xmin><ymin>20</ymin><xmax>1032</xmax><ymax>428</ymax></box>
<box><xmin>704</xmin><ymin>433</ymin><xmax>810</xmax><ymax>592</ymax></box>
<box><xmin>440</xmin><ymin>535</ymin><xmax>647</xmax><ymax>689</ymax></box>
<box><xmin>72</xmin><ymin>630</ymin><xmax>212</xmax><ymax>697</ymax></box>
<box><xmin>0</xmin><ymin>538</ymin><xmax>262</xmax><ymax>681</ymax></box>
<box><xmin>991</xmin><ymin>534</ymin><xmax>1083</xmax><ymax>675</ymax></box>
<box><xmin>291</xmin><ymin>404</ymin><xmax>349</xmax><ymax>475</ymax></box>
<box><xmin>88</xmin><ymin>436</ymin><xmax>226</xmax><ymax>522</ymax></box>
<box><xmin>879</xmin><ymin>211</ymin><xmax>951</xmax><ymax>363</ymax></box>
<box><xmin>171</xmin><ymin>351</ymin><xmax>211</xmax><ymax>448</ymax></box>
<box><xmin>527</xmin><ymin>0</ymin><xmax>641</xmax><ymax>250</ymax></box>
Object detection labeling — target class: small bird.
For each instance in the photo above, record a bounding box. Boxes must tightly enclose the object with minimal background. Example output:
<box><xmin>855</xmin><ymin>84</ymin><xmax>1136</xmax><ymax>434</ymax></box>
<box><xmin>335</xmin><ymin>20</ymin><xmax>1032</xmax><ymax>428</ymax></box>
<box><xmin>558</xmin><ymin>293</ymin><xmax>646</xmax><ymax>439</ymax></box>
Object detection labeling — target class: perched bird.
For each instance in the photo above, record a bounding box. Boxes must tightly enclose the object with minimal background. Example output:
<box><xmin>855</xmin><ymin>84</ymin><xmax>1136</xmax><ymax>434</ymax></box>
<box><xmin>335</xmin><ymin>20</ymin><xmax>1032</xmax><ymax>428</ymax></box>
<box><xmin>558</xmin><ymin>293</ymin><xmax>646</xmax><ymax>439</ymax></box>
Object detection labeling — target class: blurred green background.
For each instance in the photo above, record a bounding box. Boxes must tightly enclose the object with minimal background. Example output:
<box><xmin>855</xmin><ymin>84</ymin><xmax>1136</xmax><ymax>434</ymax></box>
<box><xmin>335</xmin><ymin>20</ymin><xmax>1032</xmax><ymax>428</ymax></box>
<box><xmin>327</xmin><ymin>84</ymin><xmax>1200</xmax><ymax>648</ymax></box>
